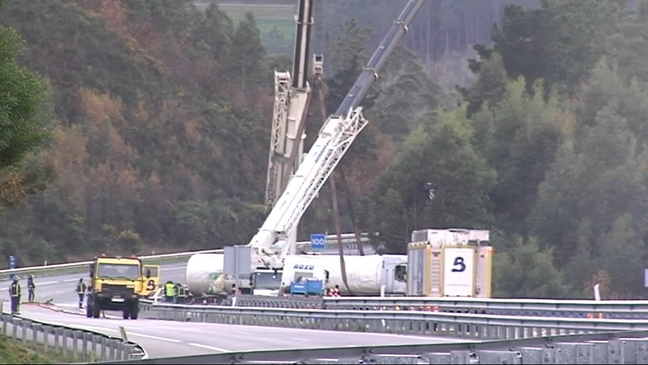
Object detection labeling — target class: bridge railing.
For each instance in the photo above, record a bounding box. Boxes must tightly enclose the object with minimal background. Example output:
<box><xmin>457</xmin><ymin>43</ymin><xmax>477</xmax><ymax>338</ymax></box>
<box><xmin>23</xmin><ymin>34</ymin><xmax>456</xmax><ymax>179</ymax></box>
<box><xmin>139</xmin><ymin>301</ymin><xmax>648</xmax><ymax>339</ymax></box>
<box><xmin>0</xmin><ymin>311</ymin><xmax>146</xmax><ymax>362</ymax></box>
<box><xmin>97</xmin><ymin>330</ymin><xmax>648</xmax><ymax>364</ymax></box>
<box><xmin>158</xmin><ymin>294</ymin><xmax>648</xmax><ymax>319</ymax></box>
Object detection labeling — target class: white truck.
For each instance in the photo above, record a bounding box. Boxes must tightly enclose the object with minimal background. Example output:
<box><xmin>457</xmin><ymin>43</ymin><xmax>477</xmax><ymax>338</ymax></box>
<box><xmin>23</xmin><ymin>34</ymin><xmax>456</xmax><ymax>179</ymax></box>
<box><xmin>282</xmin><ymin>254</ymin><xmax>407</xmax><ymax>296</ymax></box>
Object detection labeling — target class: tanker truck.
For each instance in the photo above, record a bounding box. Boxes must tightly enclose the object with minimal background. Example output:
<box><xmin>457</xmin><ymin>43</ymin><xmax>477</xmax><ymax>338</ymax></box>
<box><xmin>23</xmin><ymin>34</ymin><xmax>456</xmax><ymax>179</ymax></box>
<box><xmin>185</xmin><ymin>252</ymin><xmax>276</xmax><ymax>297</ymax></box>
<box><xmin>281</xmin><ymin>254</ymin><xmax>408</xmax><ymax>296</ymax></box>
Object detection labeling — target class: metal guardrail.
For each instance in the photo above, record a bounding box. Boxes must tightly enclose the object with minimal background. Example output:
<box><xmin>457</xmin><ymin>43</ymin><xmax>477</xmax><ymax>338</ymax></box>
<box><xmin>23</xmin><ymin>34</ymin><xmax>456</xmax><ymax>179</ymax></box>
<box><xmin>0</xmin><ymin>248</ymin><xmax>222</xmax><ymax>281</ymax></box>
<box><xmin>0</xmin><ymin>311</ymin><xmax>147</xmax><ymax>362</ymax></box>
<box><xmin>194</xmin><ymin>295</ymin><xmax>648</xmax><ymax>319</ymax></box>
<box><xmin>139</xmin><ymin>302</ymin><xmax>648</xmax><ymax>339</ymax></box>
<box><xmin>99</xmin><ymin>330</ymin><xmax>648</xmax><ymax>364</ymax></box>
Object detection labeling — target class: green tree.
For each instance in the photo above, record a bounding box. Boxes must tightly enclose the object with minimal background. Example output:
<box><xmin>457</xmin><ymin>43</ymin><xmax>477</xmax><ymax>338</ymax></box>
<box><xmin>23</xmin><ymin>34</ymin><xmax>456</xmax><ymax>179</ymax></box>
<box><xmin>366</xmin><ymin>106</ymin><xmax>496</xmax><ymax>252</ymax></box>
<box><xmin>0</xmin><ymin>25</ymin><xmax>52</xmax><ymax>209</ymax></box>
<box><xmin>493</xmin><ymin>237</ymin><xmax>570</xmax><ymax>298</ymax></box>
<box><xmin>474</xmin><ymin>79</ymin><xmax>566</xmax><ymax>235</ymax></box>
<box><xmin>530</xmin><ymin>106</ymin><xmax>648</xmax><ymax>270</ymax></box>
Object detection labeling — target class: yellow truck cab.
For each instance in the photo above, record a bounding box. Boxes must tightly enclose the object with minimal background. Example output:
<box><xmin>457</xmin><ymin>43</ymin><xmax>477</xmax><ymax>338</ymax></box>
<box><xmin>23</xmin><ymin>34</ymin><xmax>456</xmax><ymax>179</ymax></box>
<box><xmin>86</xmin><ymin>254</ymin><xmax>150</xmax><ymax>320</ymax></box>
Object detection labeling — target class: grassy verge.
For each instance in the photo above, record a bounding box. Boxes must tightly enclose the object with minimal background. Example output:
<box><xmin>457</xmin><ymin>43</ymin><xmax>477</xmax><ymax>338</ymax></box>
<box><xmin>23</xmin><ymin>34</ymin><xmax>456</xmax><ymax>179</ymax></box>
<box><xmin>0</xmin><ymin>336</ymin><xmax>77</xmax><ymax>364</ymax></box>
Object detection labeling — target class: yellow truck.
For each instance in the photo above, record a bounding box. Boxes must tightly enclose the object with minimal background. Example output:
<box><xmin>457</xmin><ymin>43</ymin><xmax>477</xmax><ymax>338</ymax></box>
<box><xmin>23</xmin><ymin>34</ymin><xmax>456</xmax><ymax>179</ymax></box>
<box><xmin>86</xmin><ymin>254</ymin><xmax>151</xmax><ymax>320</ymax></box>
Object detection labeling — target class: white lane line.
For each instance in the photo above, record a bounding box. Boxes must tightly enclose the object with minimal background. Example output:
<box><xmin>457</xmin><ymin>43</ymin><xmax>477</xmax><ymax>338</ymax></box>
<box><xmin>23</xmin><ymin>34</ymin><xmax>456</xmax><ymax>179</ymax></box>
<box><xmin>187</xmin><ymin>342</ymin><xmax>229</xmax><ymax>352</ymax></box>
<box><xmin>130</xmin><ymin>332</ymin><xmax>181</xmax><ymax>343</ymax></box>
<box><xmin>291</xmin><ymin>337</ymin><xmax>311</xmax><ymax>342</ymax></box>
<box><xmin>63</xmin><ymin>278</ymin><xmax>79</xmax><ymax>282</ymax></box>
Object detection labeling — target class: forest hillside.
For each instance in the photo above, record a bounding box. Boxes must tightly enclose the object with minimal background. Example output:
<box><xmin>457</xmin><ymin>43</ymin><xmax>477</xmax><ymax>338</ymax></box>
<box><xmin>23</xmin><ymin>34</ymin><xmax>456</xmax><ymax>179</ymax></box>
<box><xmin>1</xmin><ymin>0</ymin><xmax>648</xmax><ymax>299</ymax></box>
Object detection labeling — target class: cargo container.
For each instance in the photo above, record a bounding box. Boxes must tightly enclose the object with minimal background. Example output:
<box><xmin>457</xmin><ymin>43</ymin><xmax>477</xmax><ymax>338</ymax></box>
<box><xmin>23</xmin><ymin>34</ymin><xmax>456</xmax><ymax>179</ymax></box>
<box><xmin>407</xmin><ymin>228</ymin><xmax>492</xmax><ymax>298</ymax></box>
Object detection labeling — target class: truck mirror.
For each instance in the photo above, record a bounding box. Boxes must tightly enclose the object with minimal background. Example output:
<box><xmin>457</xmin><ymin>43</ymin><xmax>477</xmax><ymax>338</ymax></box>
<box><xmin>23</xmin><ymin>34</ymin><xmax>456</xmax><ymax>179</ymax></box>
<box><xmin>89</xmin><ymin>264</ymin><xmax>94</xmax><ymax>278</ymax></box>
<box><xmin>145</xmin><ymin>269</ymin><xmax>151</xmax><ymax>278</ymax></box>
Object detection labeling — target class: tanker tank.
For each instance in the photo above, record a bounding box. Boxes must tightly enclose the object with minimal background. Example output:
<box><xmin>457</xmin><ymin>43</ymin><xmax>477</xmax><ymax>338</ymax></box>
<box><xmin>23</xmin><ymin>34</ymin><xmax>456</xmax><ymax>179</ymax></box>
<box><xmin>282</xmin><ymin>254</ymin><xmax>407</xmax><ymax>296</ymax></box>
<box><xmin>185</xmin><ymin>253</ymin><xmax>225</xmax><ymax>296</ymax></box>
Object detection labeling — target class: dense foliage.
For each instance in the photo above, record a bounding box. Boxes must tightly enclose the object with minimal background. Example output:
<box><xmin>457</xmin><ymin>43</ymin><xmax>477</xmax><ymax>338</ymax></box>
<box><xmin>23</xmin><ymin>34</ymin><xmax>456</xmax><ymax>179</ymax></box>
<box><xmin>2</xmin><ymin>0</ymin><xmax>648</xmax><ymax>299</ymax></box>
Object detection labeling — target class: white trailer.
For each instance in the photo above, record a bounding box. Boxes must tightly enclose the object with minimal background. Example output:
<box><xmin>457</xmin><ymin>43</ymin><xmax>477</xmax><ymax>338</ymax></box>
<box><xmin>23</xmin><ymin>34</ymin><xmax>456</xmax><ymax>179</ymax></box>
<box><xmin>281</xmin><ymin>254</ymin><xmax>407</xmax><ymax>296</ymax></box>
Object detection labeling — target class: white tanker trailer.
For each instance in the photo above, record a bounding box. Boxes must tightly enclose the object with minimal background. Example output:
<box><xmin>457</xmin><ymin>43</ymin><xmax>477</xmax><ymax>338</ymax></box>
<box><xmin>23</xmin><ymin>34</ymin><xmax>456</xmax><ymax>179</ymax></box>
<box><xmin>281</xmin><ymin>254</ymin><xmax>408</xmax><ymax>296</ymax></box>
<box><xmin>185</xmin><ymin>253</ymin><xmax>228</xmax><ymax>296</ymax></box>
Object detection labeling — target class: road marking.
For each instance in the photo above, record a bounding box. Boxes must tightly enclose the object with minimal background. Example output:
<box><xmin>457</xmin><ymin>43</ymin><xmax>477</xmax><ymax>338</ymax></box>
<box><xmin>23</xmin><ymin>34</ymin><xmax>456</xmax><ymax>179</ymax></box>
<box><xmin>130</xmin><ymin>332</ymin><xmax>181</xmax><ymax>343</ymax></box>
<box><xmin>187</xmin><ymin>342</ymin><xmax>229</xmax><ymax>352</ymax></box>
<box><xmin>291</xmin><ymin>337</ymin><xmax>311</xmax><ymax>342</ymax></box>
<box><xmin>63</xmin><ymin>278</ymin><xmax>80</xmax><ymax>282</ymax></box>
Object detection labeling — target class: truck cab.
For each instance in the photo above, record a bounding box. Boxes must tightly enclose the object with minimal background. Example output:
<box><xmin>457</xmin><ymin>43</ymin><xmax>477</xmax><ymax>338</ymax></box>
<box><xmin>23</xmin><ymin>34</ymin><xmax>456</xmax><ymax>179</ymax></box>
<box><xmin>86</xmin><ymin>254</ymin><xmax>150</xmax><ymax>320</ymax></box>
<box><xmin>249</xmin><ymin>268</ymin><xmax>282</xmax><ymax>296</ymax></box>
<box><xmin>139</xmin><ymin>264</ymin><xmax>160</xmax><ymax>297</ymax></box>
<box><xmin>280</xmin><ymin>263</ymin><xmax>329</xmax><ymax>296</ymax></box>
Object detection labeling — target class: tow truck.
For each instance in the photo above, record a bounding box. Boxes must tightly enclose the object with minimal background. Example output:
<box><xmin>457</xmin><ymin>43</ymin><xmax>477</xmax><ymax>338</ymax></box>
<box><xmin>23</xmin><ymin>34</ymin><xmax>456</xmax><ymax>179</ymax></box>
<box><xmin>86</xmin><ymin>254</ymin><xmax>150</xmax><ymax>320</ymax></box>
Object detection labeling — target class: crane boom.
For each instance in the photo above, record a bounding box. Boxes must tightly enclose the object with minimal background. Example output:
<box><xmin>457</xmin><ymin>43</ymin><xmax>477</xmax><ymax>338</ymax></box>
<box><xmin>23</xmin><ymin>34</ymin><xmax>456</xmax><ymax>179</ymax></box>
<box><xmin>264</xmin><ymin>0</ymin><xmax>315</xmax><ymax>211</ymax></box>
<box><xmin>249</xmin><ymin>0</ymin><xmax>426</xmax><ymax>265</ymax></box>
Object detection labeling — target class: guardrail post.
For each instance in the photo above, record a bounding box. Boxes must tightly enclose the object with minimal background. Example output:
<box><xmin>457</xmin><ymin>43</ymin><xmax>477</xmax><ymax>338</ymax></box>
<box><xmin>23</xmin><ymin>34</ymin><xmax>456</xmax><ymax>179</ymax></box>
<box><xmin>1</xmin><ymin>314</ymin><xmax>6</xmax><ymax>335</ymax></box>
<box><xmin>82</xmin><ymin>332</ymin><xmax>89</xmax><ymax>361</ymax></box>
<box><xmin>109</xmin><ymin>339</ymin><xmax>117</xmax><ymax>360</ymax></box>
<box><xmin>54</xmin><ymin>328</ymin><xmax>60</xmax><ymax>355</ymax></box>
<box><xmin>11</xmin><ymin>318</ymin><xmax>17</xmax><ymax>339</ymax></box>
<box><xmin>32</xmin><ymin>323</ymin><xmax>39</xmax><ymax>344</ymax></box>
<box><xmin>61</xmin><ymin>329</ymin><xmax>68</xmax><ymax>358</ymax></box>
<box><xmin>100</xmin><ymin>336</ymin><xmax>107</xmax><ymax>360</ymax></box>
<box><xmin>71</xmin><ymin>330</ymin><xmax>79</xmax><ymax>361</ymax></box>
<box><xmin>43</xmin><ymin>326</ymin><xmax>49</xmax><ymax>351</ymax></box>
<box><xmin>20</xmin><ymin>321</ymin><xmax>26</xmax><ymax>343</ymax></box>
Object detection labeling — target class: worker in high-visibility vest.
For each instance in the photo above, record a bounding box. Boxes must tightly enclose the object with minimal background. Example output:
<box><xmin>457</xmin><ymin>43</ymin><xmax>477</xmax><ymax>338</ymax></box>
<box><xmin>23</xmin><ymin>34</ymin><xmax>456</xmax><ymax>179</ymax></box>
<box><xmin>164</xmin><ymin>281</ymin><xmax>175</xmax><ymax>303</ymax></box>
<box><xmin>8</xmin><ymin>276</ymin><xmax>21</xmax><ymax>315</ymax></box>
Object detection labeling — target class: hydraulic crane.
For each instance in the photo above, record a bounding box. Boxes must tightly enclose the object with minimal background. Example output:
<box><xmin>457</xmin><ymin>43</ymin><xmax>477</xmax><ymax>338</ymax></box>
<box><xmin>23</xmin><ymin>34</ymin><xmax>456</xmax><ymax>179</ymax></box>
<box><xmin>263</xmin><ymin>0</ymin><xmax>315</xmax><ymax>259</ymax></box>
<box><xmin>249</xmin><ymin>0</ymin><xmax>426</xmax><ymax>268</ymax></box>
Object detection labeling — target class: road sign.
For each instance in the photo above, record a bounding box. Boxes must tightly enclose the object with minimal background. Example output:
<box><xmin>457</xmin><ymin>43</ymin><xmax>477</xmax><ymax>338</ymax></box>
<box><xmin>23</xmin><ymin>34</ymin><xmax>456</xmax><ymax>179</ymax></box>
<box><xmin>223</xmin><ymin>245</ymin><xmax>251</xmax><ymax>278</ymax></box>
<box><xmin>310</xmin><ymin>234</ymin><xmax>326</xmax><ymax>249</ymax></box>
<box><xmin>443</xmin><ymin>247</ymin><xmax>475</xmax><ymax>297</ymax></box>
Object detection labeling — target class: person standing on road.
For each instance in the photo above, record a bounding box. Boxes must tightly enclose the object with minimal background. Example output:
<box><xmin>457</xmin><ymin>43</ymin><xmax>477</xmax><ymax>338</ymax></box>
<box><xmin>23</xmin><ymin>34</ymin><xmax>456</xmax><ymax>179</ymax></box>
<box><xmin>164</xmin><ymin>280</ymin><xmax>175</xmax><ymax>303</ymax></box>
<box><xmin>75</xmin><ymin>278</ymin><xmax>86</xmax><ymax>309</ymax></box>
<box><xmin>8</xmin><ymin>276</ymin><xmax>21</xmax><ymax>315</ymax></box>
<box><xmin>27</xmin><ymin>275</ymin><xmax>35</xmax><ymax>303</ymax></box>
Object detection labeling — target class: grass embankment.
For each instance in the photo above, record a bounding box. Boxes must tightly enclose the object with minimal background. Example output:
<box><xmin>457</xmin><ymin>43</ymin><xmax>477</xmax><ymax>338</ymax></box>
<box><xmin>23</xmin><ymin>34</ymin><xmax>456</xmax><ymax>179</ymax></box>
<box><xmin>0</xmin><ymin>336</ymin><xmax>75</xmax><ymax>364</ymax></box>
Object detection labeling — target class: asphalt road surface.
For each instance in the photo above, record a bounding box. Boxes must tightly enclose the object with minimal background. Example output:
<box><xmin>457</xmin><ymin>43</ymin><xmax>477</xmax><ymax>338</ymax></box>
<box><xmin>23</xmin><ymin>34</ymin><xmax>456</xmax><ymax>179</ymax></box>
<box><xmin>19</xmin><ymin>305</ymin><xmax>467</xmax><ymax>358</ymax></box>
<box><xmin>9</xmin><ymin>262</ymin><xmax>468</xmax><ymax>358</ymax></box>
<box><xmin>0</xmin><ymin>263</ymin><xmax>187</xmax><ymax>310</ymax></box>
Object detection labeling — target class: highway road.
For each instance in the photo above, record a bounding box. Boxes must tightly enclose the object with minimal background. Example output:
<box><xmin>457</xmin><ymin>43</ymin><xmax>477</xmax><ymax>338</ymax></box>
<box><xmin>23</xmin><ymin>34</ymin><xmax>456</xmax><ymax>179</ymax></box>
<box><xmin>7</xmin><ymin>262</ymin><xmax>469</xmax><ymax>358</ymax></box>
